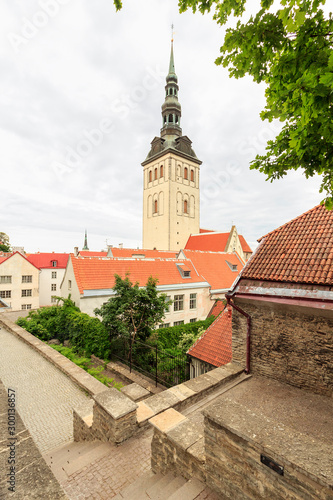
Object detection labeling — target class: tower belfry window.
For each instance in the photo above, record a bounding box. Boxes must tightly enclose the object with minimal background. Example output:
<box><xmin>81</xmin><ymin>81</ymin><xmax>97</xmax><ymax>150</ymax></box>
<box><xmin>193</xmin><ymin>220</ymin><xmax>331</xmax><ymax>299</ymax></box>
<box><xmin>154</xmin><ymin>168</ymin><xmax>158</xmax><ymax>180</ymax></box>
<box><xmin>184</xmin><ymin>167</ymin><xmax>188</xmax><ymax>180</ymax></box>
<box><xmin>154</xmin><ymin>200</ymin><xmax>158</xmax><ymax>213</ymax></box>
<box><xmin>160</xmin><ymin>165</ymin><xmax>163</xmax><ymax>178</ymax></box>
<box><xmin>184</xmin><ymin>200</ymin><xmax>188</xmax><ymax>213</ymax></box>
<box><xmin>149</xmin><ymin>170</ymin><xmax>152</xmax><ymax>182</ymax></box>
<box><xmin>191</xmin><ymin>169</ymin><xmax>194</xmax><ymax>182</ymax></box>
<box><xmin>169</xmin><ymin>114</ymin><xmax>173</xmax><ymax>123</ymax></box>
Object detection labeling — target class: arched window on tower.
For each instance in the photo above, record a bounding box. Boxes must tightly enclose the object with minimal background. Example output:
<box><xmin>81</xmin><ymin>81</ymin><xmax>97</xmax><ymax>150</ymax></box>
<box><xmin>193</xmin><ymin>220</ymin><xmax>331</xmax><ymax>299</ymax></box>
<box><xmin>184</xmin><ymin>199</ymin><xmax>188</xmax><ymax>214</ymax></box>
<box><xmin>160</xmin><ymin>165</ymin><xmax>163</xmax><ymax>178</ymax></box>
<box><xmin>191</xmin><ymin>169</ymin><xmax>194</xmax><ymax>182</ymax></box>
<box><xmin>184</xmin><ymin>167</ymin><xmax>188</xmax><ymax>180</ymax></box>
<box><xmin>154</xmin><ymin>168</ymin><xmax>158</xmax><ymax>180</ymax></box>
<box><xmin>169</xmin><ymin>114</ymin><xmax>173</xmax><ymax>123</ymax></box>
<box><xmin>154</xmin><ymin>199</ymin><xmax>158</xmax><ymax>213</ymax></box>
<box><xmin>149</xmin><ymin>170</ymin><xmax>152</xmax><ymax>183</ymax></box>
<box><xmin>164</xmin><ymin>116</ymin><xmax>167</xmax><ymax>124</ymax></box>
<box><xmin>175</xmin><ymin>115</ymin><xmax>179</xmax><ymax>124</ymax></box>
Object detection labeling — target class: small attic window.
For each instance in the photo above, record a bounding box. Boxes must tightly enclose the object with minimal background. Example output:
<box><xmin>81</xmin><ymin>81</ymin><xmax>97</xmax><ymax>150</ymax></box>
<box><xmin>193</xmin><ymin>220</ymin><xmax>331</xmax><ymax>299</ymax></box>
<box><xmin>51</xmin><ymin>260</ymin><xmax>57</xmax><ymax>267</ymax></box>
<box><xmin>176</xmin><ymin>264</ymin><xmax>191</xmax><ymax>278</ymax></box>
<box><xmin>226</xmin><ymin>261</ymin><xmax>238</xmax><ymax>272</ymax></box>
<box><xmin>183</xmin><ymin>270</ymin><xmax>191</xmax><ymax>277</ymax></box>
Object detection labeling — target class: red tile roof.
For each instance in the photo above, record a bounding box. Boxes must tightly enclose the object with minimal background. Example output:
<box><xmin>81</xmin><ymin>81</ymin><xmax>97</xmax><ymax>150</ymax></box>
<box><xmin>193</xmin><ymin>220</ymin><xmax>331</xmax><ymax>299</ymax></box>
<box><xmin>242</xmin><ymin>204</ymin><xmax>333</xmax><ymax>285</ymax></box>
<box><xmin>187</xmin><ymin>307</ymin><xmax>232</xmax><ymax>367</ymax></box>
<box><xmin>185</xmin><ymin>232</ymin><xmax>230</xmax><ymax>251</ymax></box>
<box><xmin>0</xmin><ymin>252</ymin><xmax>40</xmax><ymax>270</ymax></box>
<box><xmin>79</xmin><ymin>249</ymin><xmax>178</xmax><ymax>259</ymax></box>
<box><xmin>238</xmin><ymin>235</ymin><xmax>252</xmax><ymax>254</ymax></box>
<box><xmin>181</xmin><ymin>250</ymin><xmax>244</xmax><ymax>290</ymax></box>
<box><xmin>26</xmin><ymin>253</ymin><xmax>69</xmax><ymax>269</ymax></box>
<box><xmin>199</xmin><ymin>228</ymin><xmax>214</xmax><ymax>233</ymax></box>
<box><xmin>71</xmin><ymin>256</ymin><xmax>207</xmax><ymax>294</ymax></box>
<box><xmin>207</xmin><ymin>299</ymin><xmax>225</xmax><ymax>318</ymax></box>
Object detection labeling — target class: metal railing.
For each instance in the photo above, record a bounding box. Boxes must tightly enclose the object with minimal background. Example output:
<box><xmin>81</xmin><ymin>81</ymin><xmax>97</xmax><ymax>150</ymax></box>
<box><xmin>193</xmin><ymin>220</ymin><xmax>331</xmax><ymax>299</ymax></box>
<box><xmin>110</xmin><ymin>336</ymin><xmax>190</xmax><ymax>388</ymax></box>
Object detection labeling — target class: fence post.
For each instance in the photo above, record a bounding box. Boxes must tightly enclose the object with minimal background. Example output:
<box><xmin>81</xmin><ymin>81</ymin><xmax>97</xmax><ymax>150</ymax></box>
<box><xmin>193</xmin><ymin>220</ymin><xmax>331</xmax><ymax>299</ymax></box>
<box><xmin>129</xmin><ymin>336</ymin><xmax>132</xmax><ymax>373</ymax></box>
<box><xmin>155</xmin><ymin>344</ymin><xmax>158</xmax><ymax>387</ymax></box>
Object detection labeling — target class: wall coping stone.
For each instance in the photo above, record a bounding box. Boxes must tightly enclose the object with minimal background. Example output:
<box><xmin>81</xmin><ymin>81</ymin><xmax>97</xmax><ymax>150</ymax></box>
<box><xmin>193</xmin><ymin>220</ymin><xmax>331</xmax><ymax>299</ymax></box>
<box><xmin>183</xmin><ymin>373</ymin><xmax>219</xmax><ymax>392</ymax></box>
<box><xmin>137</xmin><ymin>401</ymin><xmax>156</xmax><ymax>424</ymax></box>
<box><xmin>167</xmin><ymin>384</ymin><xmax>196</xmax><ymax>401</ymax></box>
<box><xmin>167</xmin><ymin>418</ymin><xmax>204</xmax><ymax>451</ymax></box>
<box><xmin>93</xmin><ymin>388</ymin><xmax>138</xmax><ymax>420</ymax></box>
<box><xmin>149</xmin><ymin>408</ymin><xmax>187</xmax><ymax>433</ymax></box>
<box><xmin>0</xmin><ymin>316</ymin><xmax>106</xmax><ymax>397</ymax></box>
<box><xmin>143</xmin><ymin>390</ymin><xmax>181</xmax><ymax>414</ymax></box>
<box><xmin>121</xmin><ymin>383</ymin><xmax>150</xmax><ymax>402</ymax></box>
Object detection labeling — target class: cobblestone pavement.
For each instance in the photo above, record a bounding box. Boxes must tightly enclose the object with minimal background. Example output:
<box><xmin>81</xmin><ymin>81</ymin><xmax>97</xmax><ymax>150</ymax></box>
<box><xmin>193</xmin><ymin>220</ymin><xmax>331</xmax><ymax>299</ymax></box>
<box><xmin>0</xmin><ymin>326</ymin><xmax>90</xmax><ymax>454</ymax></box>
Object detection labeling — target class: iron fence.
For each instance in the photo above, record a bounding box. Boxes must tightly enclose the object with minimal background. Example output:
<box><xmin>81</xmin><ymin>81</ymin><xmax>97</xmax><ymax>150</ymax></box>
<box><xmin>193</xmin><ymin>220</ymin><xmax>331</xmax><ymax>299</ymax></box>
<box><xmin>110</xmin><ymin>336</ymin><xmax>190</xmax><ymax>388</ymax></box>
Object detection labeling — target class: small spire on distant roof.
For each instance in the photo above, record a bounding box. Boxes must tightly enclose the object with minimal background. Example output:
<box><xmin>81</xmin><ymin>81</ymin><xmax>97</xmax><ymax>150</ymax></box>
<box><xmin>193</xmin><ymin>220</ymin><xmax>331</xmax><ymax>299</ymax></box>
<box><xmin>83</xmin><ymin>229</ymin><xmax>89</xmax><ymax>251</ymax></box>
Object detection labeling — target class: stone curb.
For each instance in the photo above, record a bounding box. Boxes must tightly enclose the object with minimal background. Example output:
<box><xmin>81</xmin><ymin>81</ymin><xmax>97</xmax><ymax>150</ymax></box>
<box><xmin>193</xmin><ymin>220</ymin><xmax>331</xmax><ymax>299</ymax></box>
<box><xmin>0</xmin><ymin>316</ymin><xmax>106</xmax><ymax>397</ymax></box>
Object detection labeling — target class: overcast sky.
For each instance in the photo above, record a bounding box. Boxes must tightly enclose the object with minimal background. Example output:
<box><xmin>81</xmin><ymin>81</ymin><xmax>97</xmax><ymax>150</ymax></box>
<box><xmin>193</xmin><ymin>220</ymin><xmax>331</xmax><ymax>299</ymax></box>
<box><xmin>1</xmin><ymin>0</ymin><xmax>324</xmax><ymax>253</ymax></box>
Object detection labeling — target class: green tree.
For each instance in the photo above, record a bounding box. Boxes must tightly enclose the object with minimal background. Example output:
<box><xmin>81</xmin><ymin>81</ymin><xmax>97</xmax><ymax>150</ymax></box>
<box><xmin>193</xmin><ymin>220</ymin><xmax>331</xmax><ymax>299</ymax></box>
<box><xmin>94</xmin><ymin>274</ymin><xmax>170</xmax><ymax>342</ymax></box>
<box><xmin>177</xmin><ymin>0</ymin><xmax>333</xmax><ymax>206</ymax></box>
<box><xmin>0</xmin><ymin>232</ymin><xmax>11</xmax><ymax>252</ymax></box>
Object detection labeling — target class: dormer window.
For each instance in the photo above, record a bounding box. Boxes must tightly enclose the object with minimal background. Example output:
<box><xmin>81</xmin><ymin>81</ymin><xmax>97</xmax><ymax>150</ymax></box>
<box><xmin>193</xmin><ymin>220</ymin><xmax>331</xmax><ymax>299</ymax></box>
<box><xmin>226</xmin><ymin>261</ymin><xmax>238</xmax><ymax>272</ymax></box>
<box><xmin>51</xmin><ymin>260</ymin><xmax>57</xmax><ymax>267</ymax></box>
<box><xmin>176</xmin><ymin>264</ymin><xmax>191</xmax><ymax>278</ymax></box>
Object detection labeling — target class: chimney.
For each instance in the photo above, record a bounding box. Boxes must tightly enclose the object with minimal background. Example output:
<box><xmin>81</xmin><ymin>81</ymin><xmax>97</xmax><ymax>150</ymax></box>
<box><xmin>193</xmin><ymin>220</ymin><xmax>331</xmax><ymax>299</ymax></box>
<box><xmin>119</xmin><ymin>243</ymin><xmax>123</xmax><ymax>249</ymax></box>
<box><xmin>74</xmin><ymin>247</ymin><xmax>79</xmax><ymax>257</ymax></box>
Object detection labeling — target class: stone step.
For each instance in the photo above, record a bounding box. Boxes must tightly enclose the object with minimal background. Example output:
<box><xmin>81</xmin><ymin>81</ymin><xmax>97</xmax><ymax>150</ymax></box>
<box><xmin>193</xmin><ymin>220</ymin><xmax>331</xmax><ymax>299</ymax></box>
<box><xmin>168</xmin><ymin>477</ymin><xmax>206</xmax><ymax>500</ymax></box>
<box><xmin>43</xmin><ymin>440</ymin><xmax>112</xmax><ymax>483</ymax></box>
<box><xmin>116</xmin><ymin>470</ymin><xmax>206</xmax><ymax>500</ymax></box>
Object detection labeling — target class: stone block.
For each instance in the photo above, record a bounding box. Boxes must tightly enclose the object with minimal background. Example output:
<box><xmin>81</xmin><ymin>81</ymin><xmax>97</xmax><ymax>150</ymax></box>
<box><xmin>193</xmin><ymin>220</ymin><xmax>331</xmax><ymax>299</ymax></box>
<box><xmin>149</xmin><ymin>408</ymin><xmax>187</xmax><ymax>434</ymax></box>
<box><xmin>93</xmin><ymin>388</ymin><xmax>137</xmax><ymax>420</ymax></box>
<box><xmin>136</xmin><ymin>401</ymin><xmax>155</xmax><ymax>425</ymax></box>
<box><xmin>121</xmin><ymin>383</ymin><xmax>150</xmax><ymax>402</ymax></box>
<box><xmin>167</xmin><ymin>419</ymin><xmax>204</xmax><ymax>451</ymax></box>
<box><xmin>183</xmin><ymin>373</ymin><xmax>217</xmax><ymax>393</ymax></box>
<box><xmin>143</xmin><ymin>390</ymin><xmax>180</xmax><ymax>415</ymax></box>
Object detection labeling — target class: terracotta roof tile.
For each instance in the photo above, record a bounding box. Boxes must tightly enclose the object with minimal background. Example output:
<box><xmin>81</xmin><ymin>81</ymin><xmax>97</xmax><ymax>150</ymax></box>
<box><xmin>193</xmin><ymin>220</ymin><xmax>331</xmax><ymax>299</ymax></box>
<box><xmin>182</xmin><ymin>250</ymin><xmax>244</xmax><ymax>290</ymax></box>
<box><xmin>243</xmin><ymin>204</ymin><xmax>333</xmax><ymax>285</ymax></box>
<box><xmin>207</xmin><ymin>300</ymin><xmax>225</xmax><ymax>318</ymax></box>
<box><xmin>71</xmin><ymin>256</ymin><xmax>207</xmax><ymax>294</ymax></box>
<box><xmin>26</xmin><ymin>253</ymin><xmax>69</xmax><ymax>269</ymax></box>
<box><xmin>187</xmin><ymin>307</ymin><xmax>232</xmax><ymax>367</ymax></box>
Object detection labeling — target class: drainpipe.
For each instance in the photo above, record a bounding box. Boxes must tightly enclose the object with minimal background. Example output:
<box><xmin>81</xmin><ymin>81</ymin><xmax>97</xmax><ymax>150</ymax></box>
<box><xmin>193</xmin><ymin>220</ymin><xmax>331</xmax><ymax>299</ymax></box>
<box><xmin>226</xmin><ymin>296</ymin><xmax>252</xmax><ymax>374</ymax></box>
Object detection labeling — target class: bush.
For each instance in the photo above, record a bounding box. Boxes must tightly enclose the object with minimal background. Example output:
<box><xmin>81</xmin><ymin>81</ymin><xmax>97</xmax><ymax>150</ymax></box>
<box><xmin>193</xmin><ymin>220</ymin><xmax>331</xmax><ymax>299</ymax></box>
<box><xmin>151</xmin><ymin>317</ymin><xmax>215</xmax><ymax>351</ymax></box>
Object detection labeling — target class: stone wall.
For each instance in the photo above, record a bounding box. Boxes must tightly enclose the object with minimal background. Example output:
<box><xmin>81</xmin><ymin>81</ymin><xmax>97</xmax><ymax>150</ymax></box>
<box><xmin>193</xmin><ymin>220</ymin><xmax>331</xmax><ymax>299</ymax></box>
<box><xmin>204</xmin><ymin>412</ymin><xmax>332</xmax><ymax>500</ymax></box>
<box><xmin>232</xmin><ymin>298</ymin><xmax>333</xmax><ymax>397</ymax></box>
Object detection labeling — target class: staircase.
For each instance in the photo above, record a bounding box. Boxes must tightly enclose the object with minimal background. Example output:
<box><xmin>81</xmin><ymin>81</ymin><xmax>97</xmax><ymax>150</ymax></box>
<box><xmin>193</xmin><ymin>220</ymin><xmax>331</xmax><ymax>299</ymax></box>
<box><xmin>43</xmin><ymin>440</ymin><xmax>113</xmax><ymax>483</ymax></box>
<box><xmin>113</xmin><ymin>470</ymin><xmax>209</xmax><ymax>500</ymax></box>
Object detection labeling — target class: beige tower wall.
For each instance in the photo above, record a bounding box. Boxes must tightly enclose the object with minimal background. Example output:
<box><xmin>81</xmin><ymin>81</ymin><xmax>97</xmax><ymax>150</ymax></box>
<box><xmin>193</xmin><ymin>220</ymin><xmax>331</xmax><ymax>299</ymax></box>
<box><xmin>143</xmin><ymin>152</ymin><xmax>200</xmax><ymax>251</ymax></box>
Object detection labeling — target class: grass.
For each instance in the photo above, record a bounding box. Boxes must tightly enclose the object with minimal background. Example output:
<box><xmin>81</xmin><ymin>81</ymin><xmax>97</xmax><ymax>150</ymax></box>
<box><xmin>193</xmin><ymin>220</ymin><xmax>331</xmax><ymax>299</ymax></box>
<box><xmin>50</xmin><ymin>344</ymin><xmax>123</xmax><ymax>390</ymax></box>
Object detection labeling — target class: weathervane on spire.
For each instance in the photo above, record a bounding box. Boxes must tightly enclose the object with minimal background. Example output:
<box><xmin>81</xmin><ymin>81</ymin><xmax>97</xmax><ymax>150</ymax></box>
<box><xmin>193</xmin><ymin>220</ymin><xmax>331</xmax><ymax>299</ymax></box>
<box><xmin>171</xmin><ymin>23</ymin><xmax>175</xmax><ymax>42</ymax></box>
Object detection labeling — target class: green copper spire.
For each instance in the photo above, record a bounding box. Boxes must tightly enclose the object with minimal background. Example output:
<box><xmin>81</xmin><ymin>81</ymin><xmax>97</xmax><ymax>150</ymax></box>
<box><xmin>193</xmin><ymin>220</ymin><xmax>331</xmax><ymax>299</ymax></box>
<box><xmin>83</xmin><ymin>229</ymin><xmax>89</xmax><ymax>251</ymax></box>
<box><xmin>161</xmin><ymin>38</ymin><xmax>182</xmax><ymax>138</ymax></box>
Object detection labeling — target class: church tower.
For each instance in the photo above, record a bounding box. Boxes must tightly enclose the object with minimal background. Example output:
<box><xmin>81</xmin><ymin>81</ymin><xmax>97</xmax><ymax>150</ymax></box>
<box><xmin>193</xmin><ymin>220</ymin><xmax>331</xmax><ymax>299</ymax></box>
<box><xmin>142</xmin><ymin>40</ymin><xmax>201</xmax><ymax>251</ymax></box>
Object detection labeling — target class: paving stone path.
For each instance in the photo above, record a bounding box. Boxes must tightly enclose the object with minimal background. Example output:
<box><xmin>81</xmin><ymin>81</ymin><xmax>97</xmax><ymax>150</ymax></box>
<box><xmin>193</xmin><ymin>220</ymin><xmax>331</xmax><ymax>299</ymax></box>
<box><xmin>0</xmin><ymin>325</ymin><xmax>90</xmax><ymax>454</ymax></box>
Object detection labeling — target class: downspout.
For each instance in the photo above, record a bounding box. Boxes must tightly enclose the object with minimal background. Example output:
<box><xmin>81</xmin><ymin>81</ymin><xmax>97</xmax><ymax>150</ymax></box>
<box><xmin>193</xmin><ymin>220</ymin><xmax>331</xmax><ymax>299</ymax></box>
<box><xmin>226</xmin><ymin>296</ymin><xmax>252</xmax><ymax>374</ymax></box>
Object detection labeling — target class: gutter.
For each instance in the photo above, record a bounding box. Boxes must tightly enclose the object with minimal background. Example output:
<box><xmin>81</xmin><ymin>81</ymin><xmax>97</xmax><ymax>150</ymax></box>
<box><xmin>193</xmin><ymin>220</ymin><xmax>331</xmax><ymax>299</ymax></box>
<box><xmin>226</xmin><ymin>296</ymin><xmax>252</xmax><ymax>374</ymax></box>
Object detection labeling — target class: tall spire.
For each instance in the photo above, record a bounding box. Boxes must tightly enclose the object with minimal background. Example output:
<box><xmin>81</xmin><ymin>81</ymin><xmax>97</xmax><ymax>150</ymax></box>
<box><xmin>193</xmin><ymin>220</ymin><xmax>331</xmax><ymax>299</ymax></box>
<box><xmin>83</xmin><ymin>229</ymin><xmax>89</xmax><ymax>251</ymax></box>
<box><xmin>161</xmin><ymin>33</ymin><xmax>182</xmax><ymax>138</ymax></box>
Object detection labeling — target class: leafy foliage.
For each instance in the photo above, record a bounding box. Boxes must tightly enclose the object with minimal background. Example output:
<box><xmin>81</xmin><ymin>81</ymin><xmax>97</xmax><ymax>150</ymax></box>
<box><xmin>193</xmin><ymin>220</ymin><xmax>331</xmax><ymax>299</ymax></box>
<box><xmin>50</xmin><ymin>344</ymin><xmax>123</xmax><ymax>389</ymax></box>
<box><xmin>150</xmin><ymin>316</ymin><xmax>215</xmax><ymax>351</ymax></box>
<box><xmin>178</xmin><ymin>0</ymin><xmax>333</xmax><ymax>206</ymax></box>
<box><xmin>177</xmin><ymin>326</ymin><xmax>205</xmax><ymax>353</ymax></box>
<box><xmin>17</xmin><ymin>296</ymin><xmax>110</xmax><ymax>358</ymax></box>
<box><xmin>0</xmin><ymin>232</ymin><xmax>11</xmax><ymax>252</ymax></box>
<box><xmin>95</xmin><ymin>274</ymin><xmax>170</xmax><ymax>342</ymax></box>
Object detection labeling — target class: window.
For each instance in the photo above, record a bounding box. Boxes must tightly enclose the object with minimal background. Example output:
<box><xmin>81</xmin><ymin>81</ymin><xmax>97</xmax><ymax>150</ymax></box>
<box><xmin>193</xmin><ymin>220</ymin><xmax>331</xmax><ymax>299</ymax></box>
<box><xmin>154</xmin><ymin>168</ymin><xmax>158</xmax><ymax>180</ymax></box>
<box><xmin>51</xmin><ymin>261</ymin><xmax>57</xmax><ymax>267</ymax></box>
<box><xmin>154</xmin><ymin>200</ymin><xmax>158</xmax><ymax>213</ymax></box>
<box><xmin>183</xmin><ymin>270</ymin><xmax>190</xmax><ymax>277</ymax></box>
<box><xmin>22</xmin><ymin>275</ymin><xmax>32</xmax><ymax>283</ymax></box>
<box><xmin>165</xmin><ymin>296</ymin><xmax>171</xmax><ymax>312</ymax></box>
<box><xmin>68</xmin><ymin>280</ymin><xmax>72</xmax><ymax>289</ymax></box>
<box><xmin>52</xmin><ymin>271</ymin><xmax>57</xmax><ymax>279</ymax></box>
<box><xmin>191</xmin><ymin>170</ymin><xmax>194</xmax><ymax>182</ymax></box>
<box><xmin>0</xmin><ymin>290</ymin><xmax>11</xmax><ymax>298</ymax></box>
<box><xmin>160</xmin><ymin>165</ymin><xmax>163</xmax><ymax>178</ymax></box>
<box><xmin>159</xmin><ymin>323</ymin><xmax>170</xmax><ymax>329</ymax></box>
<box><xmin>169</xmin><ymin>114</ymin><xmax>173</xmax><ymax>123</ymax></box>
<box><xmin>149</xmin><ymin>170</ymin><xmax>152</xmax><ymax>182</ymax></box>
<box><xmin>21</xmin><ymin>304</ymin><xmax>32</xmax><ymax>310</ymax></box>
<box><xmin>174</xmin><ymin>294</ymin><xmax>184</xmax><ymax>311</ymax></box>
<box><xmin>190</xmin><ymin>318</ymin><xmax>197</xmax><ymax>323</ymax></box>
<box><xmin>190</xmin><ymin>293</ymin><xmax>197</xmax><ymax>309</ymax></box>
<box><xmin>22</xmin><ymin>289</ymin><xmax>32</xmax><ymax>297</ymax></box>
<box><xmin>51</xmin><ymin>296</ymin><xmax>57</xmax><ymax>303</ymax></box>
<box><xmin>184</xmin><ymin>200</ymin><xmax>188</xmax><ymax>214</ymax></box>
<box><xmin>51</xmin><ymin>284</ymin><xmax>56</xmax><ymax>291</ymax></box>
<box><xmin>0</xmin><ymin>276</ymin><xmax>11</xmax><ymax>284</ymax></box>
<box><xmin>184</xmin><ymin>167</ymin><xmax>188</xmax><ymax>180</ymax></box>
<box><xmin>174</xmin><ymin>320</ymin><xmax>184</xmax><ymax>326</ymax></box>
